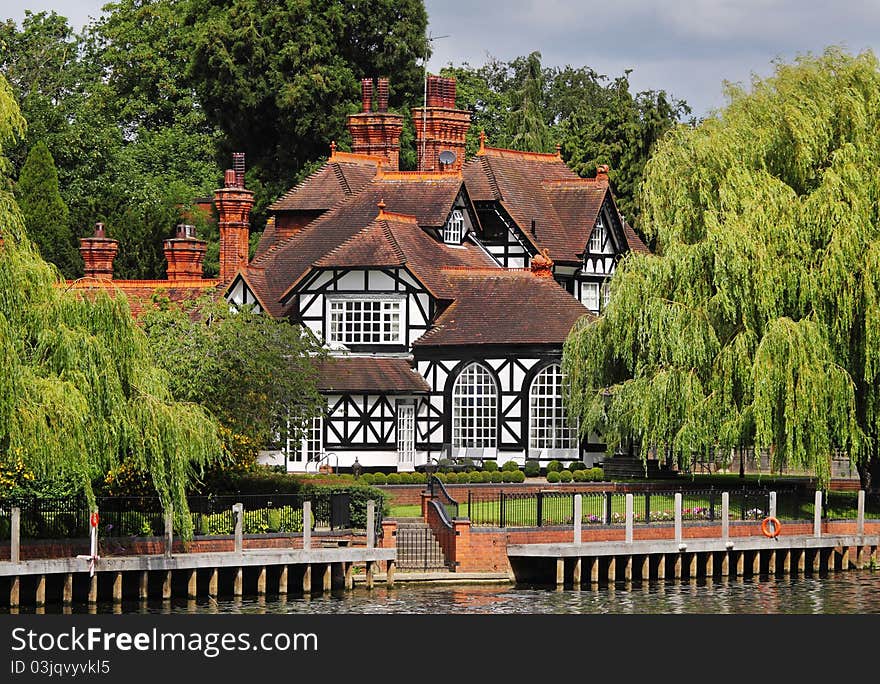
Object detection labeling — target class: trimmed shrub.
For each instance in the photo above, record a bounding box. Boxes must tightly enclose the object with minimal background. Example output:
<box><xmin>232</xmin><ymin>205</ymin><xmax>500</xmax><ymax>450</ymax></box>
<box><xmin>479</xmin><ymin>471</ymin><xmax>493</xmax><ymax>483</ymax></box>
<box><xmin>490</xmin><ymin>471</ymin><xmax>504</xmax><ymax>483</ymax></box>
<box><xmin>360</xmin><ymin>473</ymin><xmax>374</xmax><ymax>484</ymax></box>
<box><xmin>483</xmin><ymin>460</ymin><xmax>499</xmax><ymax>472</ymax></box>
<box><xmin>587</xmin><ymin>467</ymin><xmax>604</xmax><ymax>481</ymax></box>
<box><xmin>445</xmin><ymin>472</ymin><xmax>458</xmax><ymax>484</ymax></box>
<box><xmin>434</xmin><ymin>472</ymin><xmax>446</xmax><ymax>483</ymax></box>
<box><xmin>501</xmin><ymin>460</ymin><xmax>519</xmax><ymax>472</ymax></box>
<box><xmin>572</xmin><ymin>469</ymin><xmax>587</xmax><ymax>482</ymax></box>
<box><xmin>546</xmin><ymin>471</ymin><xmax>561</xmax><ymax>483</ymax></box>
<box><xmin>524</xmin><ymin>460</ymin><xmax>540</xmax><ymax>477</ymax></box>
<box><xmin>501</xmin><ymin>471</ymin><xmax>515</xmax><ymax>482</ymax></box>
<box><xmin>510</xmin><ymin>470</ymin><xmax>525</xmax><ymax>483</ymax></box>
<box><xmin>570</xmin><ymin>461</ymin><xmax>587</xmax><ymax>472</ymax></box>
<box><xmin>371</xmin><ymin>473</ymin><xmax>387</xmax><ymax>485</ymax></box>
<box><xmin>559</xmin><ymin>470</ymin><xmax>573</xmax><ymax>483</ymax></box>
<box><xmin>547</xmin><ymin>460</ymin><xmax>563</xmax><ymax>473</ymax></box>
<box><xmin>385</xmin><ymin>473</ymin><xmax>401</xmax><ymax>485</ymax></box>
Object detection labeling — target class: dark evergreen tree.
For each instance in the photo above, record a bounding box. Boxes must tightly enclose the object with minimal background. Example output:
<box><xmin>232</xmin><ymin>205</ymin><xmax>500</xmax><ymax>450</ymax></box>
<box><xmin>14</xmin><ymin>140</ymin><xmax>80</xmax><ymax>277</ymax></box>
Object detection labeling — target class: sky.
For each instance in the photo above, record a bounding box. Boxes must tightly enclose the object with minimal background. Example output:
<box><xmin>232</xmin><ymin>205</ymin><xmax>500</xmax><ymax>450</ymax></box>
<box><xmin>5</xmin><ymin>0</ymin><xmax>880</xmax><ymax>118</ymax></box>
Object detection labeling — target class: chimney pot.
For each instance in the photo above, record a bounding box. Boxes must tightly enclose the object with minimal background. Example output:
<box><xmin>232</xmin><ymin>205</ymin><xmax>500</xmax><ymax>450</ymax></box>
<box><xmin>224</xmin><ymin>169</ymin><xmax>237</xmax><ymax>187</ymax></box>
<box><xmin>80</xmin><ymin>222</ymin><xmax>118</xmax><ymax>279</ymax></box>
<box><xmin>596</xmin><ymin>164</ymin><xmax>610</xmax><ymax>181</ymax></box>
<box><xmin>94</xmin><ymin>222</ymin><xmax>106</xmax><ymax>238</ymax></box>
<box><xmin>530</xmin><ymin>248</ymin><xmax>554</xmax><ymax>279</ymax></box>
<box><xmin>361</xmin><ymin>78</ymin><xmax>374</xmax><ymax>112</ymax></box>
<box><xmin>377</xmin><ymin>77</ymin><xmax>389</xmax><ymax>112</ymax></box>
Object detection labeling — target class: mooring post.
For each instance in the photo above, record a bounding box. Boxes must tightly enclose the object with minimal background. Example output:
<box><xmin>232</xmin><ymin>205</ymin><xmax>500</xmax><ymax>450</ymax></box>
<box><xmin>344</xmin><ymin>563</ymin><xmax>353</xmax><ymax>591</ymax></box>
<box><xmin>303</xmin><ymin>501</ymin><xmax>312</xmax><ymax>550</ymax></box>
<box><xmin>11</xmin><ymin>506</ymin><xmax>20</xmax><ymax>563</ymax></box>
<box><xmin>303</xmin><ymin>564</ymin><xmax>313</xmax><ymax>594</ymax></box>
<box><xmin>705</xmin><ymin>552</ymin><xmax>714</xmax><ymax>578</ymax></box>
<box><xmin>857</xmin><ymin>490</ymin><xmax>865</xmax><ymax>536</ymax></box>
<box><xmin>386</xmin><ymin>560</ymin><xmax>395</xmax><ymax>588</ymax></box>
<box><xmin>257</xmin><ymin>567</ymin><xmax>266</xmax><ymax>595</ymax></box>
<box><xmin>607</xmin><ymin>556</ymin><xmax>617</xmax><ymax>582</ymax></box>
<box><xmin>573</xmin><ymin>558</ymin><xmax>582</xmax><ymax>587</ymax></box>
<box><xmin>769</xmin><ymin>491</ymin><xmax>777</xmax><ymax>519</ymax></box>
<box><xmin>364</xmin><ymin>561</ymin><xmax>373</xmax><ymax>590</ymax></box>
<box><xmin>641</xmin><ymin>555</ymin><xmax>650</xmax><ymax>581</ymax></box>
<box><xmin>366</xmin><ymin>500</ymin><xmax>375</xmax><ymax>548</ymax></box>
<box><xmin>113</xmin><ymin>572</ymin><xmax>122</xmax><ymax>603</ymax></box>
<box><xmin>164</xmin><ymin>505</ymin><xmax>173</xmax><ymax>559</ymax></box>
<box><xmin>233</xmin><ymin>503</ymin><xmax>244</xmax><ymax>553</ymax></box>
<box><xmin>208</xmin><ymin>568</ymin><xmax>218</xmax><ymax>597</ymax></box>
<box><xmin>36</xmin><ymin>575</ymin><xmax>46</xmax><ymax>606</ymax></box>
<box><xmin>573</xmin><ymin>494</ymin><xmax>582</xmax><ymax>544</ymax></box>
<box><xmin>10</xmin><ymin>576</ymin><xmax>20</xmax><ymax>608</ymax></box>
<box><xmin>279</xmin><ymin>565</ymin><xmax>288</xmax><ymax>594</ymax></box>
<box><xmin>88</xmin><ymin>575</ymin><xmax>98</xmax><ymax>604</ymax></box>
<box><xmin>625</xmin><ymin>555</ymin><xmax>633</xmax><ymax>581</ymax></box>
<box><xmin>721</xmin><ymin>492</ymin><xmax>730</xmax><ymax>543</ymax></box>
<box><xmin>233</xmin><ymin>567</ymin><xmax>243</xmax><ymax>596</ymax></box>
<box><xmin>625</xmin><ymin>494</ymin><xmax>634</xmax><ymax>543</ymax></box>
<box><xmin>590</xmin><ymin>557</ymin><xmax>599</xmax><ymax>584</ymax></box>
<box><xmin>139</xmin><ymin>571</ymin><xmax>149</xmax><ymax>600</ymax></box>
<box><xmin>674</xmin><ymin>493</ymin><xmax>683</xmax><ymax>545</ymax></box>
<box><xmin>814</xmin><ymin>490</ymin><xmax>822</xmax><ymax>538</ymax></box>
<box><xmin>556</xmin><ymin>558</ymin><xmax>564</xmax><ymax>586</ymax></box>
<box><xmin>162</xmin><ymin>571</ymin><xmax>172</xmax><ymax>600</ymax></box>
<box><xmin>657</xmin><ymin>555</ymin><xmax>666</xmax><ymax>580</ymax></box>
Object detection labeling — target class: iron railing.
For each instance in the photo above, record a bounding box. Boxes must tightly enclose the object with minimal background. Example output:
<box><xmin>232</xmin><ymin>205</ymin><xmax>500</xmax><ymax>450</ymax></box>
<box><xmin>428</xmin><ymin>475</ymin><xmax>459</xmax><ymax>522</ymax></box>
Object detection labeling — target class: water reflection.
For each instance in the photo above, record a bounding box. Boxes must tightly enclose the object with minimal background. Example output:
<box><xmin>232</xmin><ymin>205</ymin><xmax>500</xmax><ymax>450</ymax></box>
<box><xmin>6</xmin><ymin>571</ymin><xmax>880</xmax><ymax>615</ymax></box>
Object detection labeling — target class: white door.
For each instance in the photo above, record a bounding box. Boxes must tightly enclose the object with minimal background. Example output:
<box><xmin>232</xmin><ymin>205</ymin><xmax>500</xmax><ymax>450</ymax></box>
<box><xmin>397</xmin><ymin>404</ymin><xmax>415</xmax><ymax>470</ymax></box>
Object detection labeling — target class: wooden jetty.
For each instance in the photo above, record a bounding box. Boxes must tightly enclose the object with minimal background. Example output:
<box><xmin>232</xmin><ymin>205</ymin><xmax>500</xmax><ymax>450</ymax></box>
<box><xmin>2</xmin><ymin>500</ymin><xmax>396</xmax><ymax>609</ymax></box>
<box><xmin>508</xmin><ymin>491</ymin><xmax>880</xmax><ymax>586</ymax></box>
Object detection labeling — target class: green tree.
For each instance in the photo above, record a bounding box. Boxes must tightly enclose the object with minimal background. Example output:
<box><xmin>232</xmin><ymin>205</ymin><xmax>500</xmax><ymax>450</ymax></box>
<box><xmin>563</xmin><ymin>47</ymin><xmax>880</xmax><ymax>490</ymax></box>
<box><xmin>507</xmin><ymin>51</ymin><xmax>551</xmax><ymax>153</ymax></box>
<box><xmin>14</xmin><ymin>140</ymin><xmax>80</xmax><ymax>277</ymax></box>
<box><xmin>183</xmin><ymin>0</ymin><xmax>429</xmax><ymax>193</ymax></box>
<box><xmin>139</xmin><ymin>297</ymin><xmax>325</xmax><ymax>451</ymax></box>
<box><xmin>0</xmin><ymin>74</ymin><xmax>222</xmax><ymax>534</ymax></box>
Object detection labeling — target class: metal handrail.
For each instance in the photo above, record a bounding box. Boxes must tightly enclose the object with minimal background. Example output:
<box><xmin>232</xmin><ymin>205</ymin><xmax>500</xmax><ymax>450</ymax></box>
<box><xmin>428</xmin><ymin>475</ymin><xmax>459</xmax><ymax>521</ymax></box>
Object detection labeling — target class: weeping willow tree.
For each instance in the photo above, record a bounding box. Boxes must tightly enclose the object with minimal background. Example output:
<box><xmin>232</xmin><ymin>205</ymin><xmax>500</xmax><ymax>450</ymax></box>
<box><xmin>0</xmin><ymin>74</ymin><xmax>222</xmax><ymax>536</ymax></box>
<box><xmin>563</xmin><ymin>47</ymin><xmax>880</xmax><ymax>489</ymax></box>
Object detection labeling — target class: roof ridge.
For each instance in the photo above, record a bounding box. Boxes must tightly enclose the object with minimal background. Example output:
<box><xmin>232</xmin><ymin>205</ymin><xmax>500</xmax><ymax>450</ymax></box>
<box><xmin>380</xmin><ymin>220</ymin><xmax>408</xmax><ymax>264</ymax></box>
<box><xmin>332</xmin><ymin>162</ymin><xmax>353</xmax><ymax>196</ymax></box>
<box><xmin>543</xmin><ymin>177</ymin><xmax>606</xmax><ymax>187</ymax></box>
<box><xmin>478</xmin><ymin>145</ymin><xmax>565</xmax><ymax>162</ymax></box>
<box><xmin>481</xmin><ymin>155</ymin><xmax>502</xmax><ymax>200</ymax></box>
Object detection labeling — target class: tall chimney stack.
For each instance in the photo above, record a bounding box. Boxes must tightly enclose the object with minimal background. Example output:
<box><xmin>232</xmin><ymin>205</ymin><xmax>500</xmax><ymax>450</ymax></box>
<box><xmin>80</xmin><ymin>222</ymin><xmax>118</xmax><ymax>279</ymax></box>
<box><xmin>413</xmin><ymin>75</ymin><xmax>470</xmax><ymax>172</ymax></box>
<box><xmin>164</xmin><ymin>224</ymin><xmax>207</xmax><ymax>281</ymax></box>
<box><xmin>347</xmin><ymin>76</ymin><xmax>403</xmax><ymax>170</ymax></box>
<box><xmin>215</xmin><ymin>154</ymin><xmax>254</xmax><ymax>282</ymax></box>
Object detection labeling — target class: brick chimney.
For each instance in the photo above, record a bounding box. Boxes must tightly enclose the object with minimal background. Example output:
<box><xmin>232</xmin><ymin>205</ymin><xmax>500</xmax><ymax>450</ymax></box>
<box><xmin>164</xmin><ymin>224</ymin><xmax>207</xmax><ymax>281</ymax></box>
<box><xmin>596</xmin><ymin>164</ymin><xmax>610</xmax><ymax>182</ymax></box>
<box><xmin>80</xmin><ymin>222</ymin><xmax>118</xmax><ymax>279</ymax></box>
<box><xmin>347</xmin><ymin>77</ymin><xmax>403</xmax><ymax>170</ymax></box>
<box><xmin>412</xmin><ymin>75</ymin><xmax>471</xmax><ymax>172</ymax></box>
<box><xmin>215</xmin><ymin>154</ymin><xmax>254</xmax><ymax>282</ymax></box>
<box><xmin>530</xmin><ymin>248</ymin><xmax>554</xmax><ymax>279</ymax></box>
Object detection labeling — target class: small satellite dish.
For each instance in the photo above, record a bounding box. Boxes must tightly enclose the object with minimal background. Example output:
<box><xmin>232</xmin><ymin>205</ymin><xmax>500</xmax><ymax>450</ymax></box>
<box><xmin>438</xmin><ymin>150</ymin><xmax>457</xmax><ymax>166</ymax></box>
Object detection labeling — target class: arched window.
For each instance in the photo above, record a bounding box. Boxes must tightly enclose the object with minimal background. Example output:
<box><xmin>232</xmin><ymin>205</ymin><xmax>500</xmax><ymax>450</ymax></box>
<box><xmin>452</xmin><ymin>363</ymin><xmax>497</xmax><ymax>447</ymax></box>
<box><xmin>529</xmin><ymin>364</ymin><xmax>577</xmax><ymax>451</ymax></box>
<box><xmin>444</xmin><ymin>209</ymin><xmax>465</xmax><ymax>244</ymax></box>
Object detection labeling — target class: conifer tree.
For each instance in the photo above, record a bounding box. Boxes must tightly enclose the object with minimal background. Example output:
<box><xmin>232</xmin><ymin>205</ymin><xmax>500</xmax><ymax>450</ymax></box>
<box><xmin>14</xmin><ymin>140</ymin><xmax>80</xmax><ymax>278</ymax></box>
<box><xmin>0</xmin><ymin>76</ymin><xmax>222</xmax><ymax>536</ymax></box>
<box><xmin>563</xmin><ymin>47</ymin><xmax>880</xmax><ymax>489</ymax></box>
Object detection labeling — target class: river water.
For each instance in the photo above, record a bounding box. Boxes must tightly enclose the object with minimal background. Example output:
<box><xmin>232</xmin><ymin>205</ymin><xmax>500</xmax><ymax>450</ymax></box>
<box><xmin>15</xmin><ymin>570</ymin><xmax>880</xmax><ymax>614</ymax></box>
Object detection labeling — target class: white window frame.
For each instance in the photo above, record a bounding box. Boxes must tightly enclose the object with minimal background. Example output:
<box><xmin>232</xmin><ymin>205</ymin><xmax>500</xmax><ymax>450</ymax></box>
<box><xmin>602</xmin><ymin>281</ymin><xmax>611</xmax><ymax>310</ymax></box>
<box><xmin>529</xmin><ymin>364</ymin><xmax>577</xmax><ymax>451</ymax></box>
<box><xmin>397</xmin><ymin>403</ymin><xmax>416</xmax><ymax>464</ymax></box>
<box><xmin>327</xmin><ymin>296</ymin><xmax>403</xmax><ymax>345</ymax></box>
<box><xmin>444</xmin><ymin>209</ymin><xmax>465</xmax><ymax>244</ymax></box>
<box><xmin>452</xmin><ymin>363</ymin><xmax>497</xmax><ymax>448</ymax></box>
<box><xmin>589</xmin><ymin>218</ymin><xmax>606</xmax><ymax>253</ymax></box>
<box><xmin>287</xmin><ymin>414</ymin><xmax>323</xmax><ymax>463</ymax></box>
<box><xmin>580</xmin><ymin>281</ymin><xmax>600</xmax><ymax>312</ymax></box>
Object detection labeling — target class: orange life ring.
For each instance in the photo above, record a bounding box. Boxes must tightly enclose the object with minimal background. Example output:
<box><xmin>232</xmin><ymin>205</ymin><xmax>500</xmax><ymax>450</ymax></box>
<box><xmin>90</xmin><ymin>512</ymin><xmax>99</xmax><ymax>528</ymax></box>
<box><xmin>761</xmin><ymin>516</ymin><xmax>781</xmax><ymax>538</ymax></box>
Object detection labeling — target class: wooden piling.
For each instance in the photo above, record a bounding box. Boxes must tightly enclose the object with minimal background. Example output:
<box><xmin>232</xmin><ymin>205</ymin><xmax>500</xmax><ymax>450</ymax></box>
<box><xmin>813</xmin><ymin>549</ymin><xmax>822</xmax><ymax>573</ymax></box>
<box><xmin>113</xmin><ymin>572</ymin><xmax>123</xmax><ymax>603</ymax></box>
<box><xmin>624</xmin><ymin>555</ymin><xmax>633</xmax><ymax>582</ymax></box>
<box><xmin>88</xmin><ymin>574</ymin><xmax>98</xmax><ymax>604</ymax></box>
<box><xmin>162</xmin><ymin>571</ymin><xmax>172</xmax><ymax>600</ymax></box>
<box><xmin>607</xmin><ymin>556</ymin><xmax>617</xmax><ymax>583</ymax></box>
<box><xmin>257</xmin><ymin>567</ymin><xmax>267</xmax><ymax>595</ymax></box>
<box><xmin>365</xmin><ymin>561</ymin><xmax>373</xmax><ymax>590</ymax></box>
<box><xmin>279</xmin><ymin>566</ymin><xmax>288</xmax><ymax>595</ymax></box>
<box><xmin>303</xmin><ymin>564</ymin><xmax>313</xmax><ymax>594</ymax></box>
<box><xmin>841</xmin><ymin>547</ymin><xmax>850</xmax><ymax>570</ymax></box>
<box><xmin>208</xmin><ymin>568</ymin><xmax>218</xmax><ymax>597</ymax></box>
<box><xmin>386</xmin><ymin>560</ymin><xmax>395</xmax><ymax>588</ymax></box>
<box><xmin>556</xmin><ymin>558</ymin><xmax>564</xmax><ymax>586</ymax></box>
<box><xmin>768</xmin><ymin>550</ymin><xmax>776</xmax><ymax>577</ymax></box>
<box><xmin>139</xmin><ymin>571</ymin><xmax>148</xmax><ymax>600</ymax></box>
<box><xmin>573</xmin><ymin>558</ymin><xmax>582</xmax><ymax>587</ymax></box>
<box><xmin>344</xmin><ymin>563</ymin><xmax>353</xmax><ymax>591</ymax></box>
<box><xmin>63</xmin><ymin>573</ymin><xmax>73</xmax><ymax>605</ymax></box>
<box><xmin>797</xmin><ymin>548</ymin><xmax>806</xmax><ymax>574</ymax></box>
<box><xmin>705</xmin><ymin>552</ymin><xmax>714</xmax><ymax>578</ymax></box>
<box><xmin>188</xmin><ymin>569</ymin><xmax>197</xmax><ymax>599</ymax></box>
<box><xmin>641</xmin><ymin>555</ymin><xmax>650</xmax><ymax>581</ymax></box>
<box><xmin>752</xmin><ymin>550</ymin><xmax>761</xmax><ymax>576</ymax></box>
<box><xmin>36</xmin><ymin>575</ymin><xmax>46</xmax><ymax>606</ymax></box>
<box><xmin>673</xmin><ymin>553</ymin><xmax>682</xmax><ymax>579</ymax></box>
<box><xmin>10</xmin><ymin>576</ymin><xmax>20</xmax><ymax>608</ymax></box>
<box><xmin>688</xmin><ymin>553</ymin><xmax>697</xmax><ymax>579</ymax></box>
<box><xmin>735</xmin><ymin>551</ymin><xmax>744</xmax><ymax>577</ymax></box>
<box><xmin>721</xmin><ymin>551</ymin><xmax>729</xmax><ymax>577</ymax></box>
<box><xmin>590</xmin><ymin>557</ymin><xmax>599</xmax><ymax>584</ymax></box>
<box><xmin>783</xmin><ymin>550</ymin><xmax>791</xmax><ymax>574</ymax></box>
<box><xmin>657</xmin><ymin>555</ymin><xmax>666</xmax><ymax>580</ymax></box>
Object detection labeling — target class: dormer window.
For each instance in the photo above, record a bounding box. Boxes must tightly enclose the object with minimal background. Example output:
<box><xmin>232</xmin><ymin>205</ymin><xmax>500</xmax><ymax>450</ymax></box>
<box><xmin>588</xmin><ymin>218</ymin><xmax>605</xmax><ymax>253</ymax></box>
<box><xmin>444</xmin><ymin>209</ymin><xmax>465</xmax><ymax>244</ymax></box>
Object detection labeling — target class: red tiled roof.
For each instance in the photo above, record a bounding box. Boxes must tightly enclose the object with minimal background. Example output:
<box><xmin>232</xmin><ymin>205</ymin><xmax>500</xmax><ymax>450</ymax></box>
<box><xmin>623</xmin><ymin>220</ymin><xmax>650</xmax><ymax>254</ymax></box>
<box><xmin>269</xmin><ymin>156</ymin><xmax>380</xmax><ymax>212</ymax></box>
<box><xmin>316</xmin><ymin>356</ymin><xmax>430</xmax><ymax>393</ymax></box>
<box><xmin>413</xmin><ymin>269</ymin><xmax>591</xmax><ymax>347</ymax></box>
<box><xmin>64</xmin><ymin>278</ymin><xmax>221</xmax><ymax>318</ymax></box>
<box><xmin>464</xmin><ymin>147</ymin><xmax>629</xmax><ymax>264</ymax></box>
<box><xmin>242</xmin><ymin>174</ymin><xmax>468</xmax><ymax>315</ymax></box>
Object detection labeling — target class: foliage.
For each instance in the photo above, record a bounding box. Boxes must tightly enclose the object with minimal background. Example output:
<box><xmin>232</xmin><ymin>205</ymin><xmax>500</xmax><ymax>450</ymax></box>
<box><xmin>559</xmin><ymin>470</ymin><xmax>573</xmax><ymax>483</ymax></box>
<box><xmin>570</xmin><ymin>461</ymin><xmax>587</xmax><ymax>472</ymax></box>
<box><xmin>524</xmin><ymin>460</ymin><xmax>540</xmax><ymax>477</ymax></box>
<box><xmin>510</xmin><ymin>470</ymin><xmax>525</xmax><ymax>483</ymax></box>
<box><xmin>483</xmin><ymin>460</ymin><xmax>499</xmax><ymax>472</ymax></box>
<box><xmin>441</xmin><ymin>55</ymin><xmax>690</xmax><ymax>226</ymax></box>
<box><xmin>140</xmin><ymin>296</ymin><xmax>324</xmax><ymax>450</ymax></box>
<box><xmin>501</xmin><ymin>460</ymin><xmax>520</xmax><ymax>472</ymax></box>
<box><xmin>489</xmin><ymin>471</ymin><xmax>504</xmax><ymax>483</ymax></box>
<box><xmin>564</xmin><ymin>47</ymin><xmax>880</xmax><ymax>490</ymax></box>
<box><xmin>0</xmin><ymin>73</ymin><xmax>223</xmax><ymax>536</ymax></box>
<box><xmin>572</xmin><ymin>469</ymin><xmax>587</xmax><ymax>482</ymax></box>
<box><xmin>546</xmin><ymin>459</ymin><xmax>563</xmax><ymax>473</ymax></box>
<box><xmin>546</xmin><ymin>471</ymin><xmax>561</xmax><ymax>483</ymax></box>
<box><xmin>14</xmin><ymin>141</ymin><xmax>79</xmax><ymax>277</ymax></box>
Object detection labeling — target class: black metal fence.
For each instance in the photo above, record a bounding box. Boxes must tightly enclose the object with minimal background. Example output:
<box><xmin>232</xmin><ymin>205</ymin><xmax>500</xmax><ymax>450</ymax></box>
<box><xmin>465</xmin><ymin>487</ymin><xmax>880</xmax><ymax>529</ymax></box>
<box><xmin>0</xmin><ymin>492</ymin><xmax>373</xmax><ymax>540</ymax></box>
<box><xmin>395</xmin><ymin>526</ymin><xmax>450</xmax><ymax>571</ymax></box>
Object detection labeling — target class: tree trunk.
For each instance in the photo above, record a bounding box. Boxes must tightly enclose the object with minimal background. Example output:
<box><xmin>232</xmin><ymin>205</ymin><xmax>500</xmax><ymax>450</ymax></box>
<box><xmin>857</xmin><ymin>454</ymin><xmax>878</xmax><ymax>491</ymax></box>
